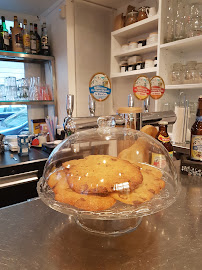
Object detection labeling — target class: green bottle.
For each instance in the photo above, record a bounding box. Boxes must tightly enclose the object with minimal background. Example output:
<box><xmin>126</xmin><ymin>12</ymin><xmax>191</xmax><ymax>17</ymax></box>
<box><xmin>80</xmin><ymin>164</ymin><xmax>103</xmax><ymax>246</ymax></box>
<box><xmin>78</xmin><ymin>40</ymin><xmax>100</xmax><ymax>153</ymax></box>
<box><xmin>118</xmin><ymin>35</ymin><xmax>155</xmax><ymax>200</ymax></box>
<box><xmin>0</xmin><ymin>16</ymin><xmax>9</xmax><ymax>50</ymax></box>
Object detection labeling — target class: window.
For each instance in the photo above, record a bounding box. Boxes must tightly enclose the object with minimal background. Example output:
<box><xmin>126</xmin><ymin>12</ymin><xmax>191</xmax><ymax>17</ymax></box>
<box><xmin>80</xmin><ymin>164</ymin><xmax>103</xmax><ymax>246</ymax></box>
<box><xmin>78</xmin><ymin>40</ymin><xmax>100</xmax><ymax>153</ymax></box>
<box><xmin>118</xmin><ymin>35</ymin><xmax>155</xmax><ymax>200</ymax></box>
<box><xmin>0</xmin><ymin>105</ymin><xmax>28</xmax><ymax>135</ymax></box>
<box><xmin>0</xmin><ymin>20</ymin><xmax>28</xmax><ymax>135</ymax></box>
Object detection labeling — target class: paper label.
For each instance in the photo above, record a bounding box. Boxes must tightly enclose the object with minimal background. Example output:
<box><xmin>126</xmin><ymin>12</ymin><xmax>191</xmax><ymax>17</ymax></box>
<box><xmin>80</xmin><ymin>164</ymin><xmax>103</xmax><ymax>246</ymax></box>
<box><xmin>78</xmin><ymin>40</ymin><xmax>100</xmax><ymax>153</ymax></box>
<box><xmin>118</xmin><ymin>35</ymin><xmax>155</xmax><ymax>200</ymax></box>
<box><xmin>158</xmin><ymin>134</ymin><xmax>170</xmax><ymax>143</ymax></box>
<box><xmin>31</xmin><ymin>40</ymin><xmax>36</xmax><ymax>50</ymax></box>
<box><xmin>15</xmin><ymin>33</ymin><xmax>23</xmax><ymax>47</ymax></box>
<box><xmin>191</xmin><ymin>135</ymin><xmax>202</xmax><ymax>161</ymax></box>
<box><xmin>3</xmin><ymin>32</ymin><xmax>9</xmax><ymax>45</ymax></box>
<box><xmin>23</xmin><ymin>34</ymin><xmax>30</xmax><ymax>48</ymax></box>
<box><xmin>150</xmin><ymin>76</ymin><xmax>165</xmax><ymax>100</ymax></box>
<box><xmin>151</xmin><ymin>153</ymin><xmax>167</xmax><ymax>168</ymax></box>
<box><xmin>133</xmin><ymin>86</ymin><xmax>150</xmax><ymax>100</ymax></box>
<box><xmin>89</xmin><ymin>73</ymin><xmax>111</xmax><ymax>102</ymax></box>
<box><xmin>169</xmin><ymin>151</ymin><xmax>173</xmax><ymax>159</ymax></box>
<box><xmin>133</xmin><ymin>76</ymin><xmax>151</xmax><ymax>100</ymax></box>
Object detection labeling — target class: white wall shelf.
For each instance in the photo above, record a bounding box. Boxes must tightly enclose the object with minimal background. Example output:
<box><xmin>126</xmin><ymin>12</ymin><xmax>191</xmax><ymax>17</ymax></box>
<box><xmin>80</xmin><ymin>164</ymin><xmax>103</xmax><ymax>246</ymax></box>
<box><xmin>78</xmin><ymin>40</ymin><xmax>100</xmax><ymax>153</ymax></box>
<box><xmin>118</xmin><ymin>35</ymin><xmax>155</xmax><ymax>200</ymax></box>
<box><xmin>111</xmin><ymin>15</ymin><xmax>159</xmax><ymax>39</ymax></box>
<box><xmin>111</xmin><ymin>67</ymin><xmax>157</xmax><ymax>79</ymax></box>
<box><xmin>160</xmin><ymin>35</ymin><xmax>202</xmax><ymax>53</ymax></box>
<box><xmin>114</xmin><ymin>43</ymin><xmax>158</xmax><ymax>58</ymax></box>
<box><xmin>166</xmin><ymin>83</ymin><xmax>202</xmax><ymax>90</ymax></box>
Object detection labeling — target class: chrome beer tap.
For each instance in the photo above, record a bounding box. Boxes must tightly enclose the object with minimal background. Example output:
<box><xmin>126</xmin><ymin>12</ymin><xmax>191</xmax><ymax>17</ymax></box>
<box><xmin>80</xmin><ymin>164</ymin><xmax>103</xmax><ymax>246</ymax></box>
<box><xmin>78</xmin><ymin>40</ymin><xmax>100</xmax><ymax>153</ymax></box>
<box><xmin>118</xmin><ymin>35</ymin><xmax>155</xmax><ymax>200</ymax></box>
<box><xmin>63</xmin><ymin>94</ymin><xmax>76</xmax><ymax>136</ymax></box>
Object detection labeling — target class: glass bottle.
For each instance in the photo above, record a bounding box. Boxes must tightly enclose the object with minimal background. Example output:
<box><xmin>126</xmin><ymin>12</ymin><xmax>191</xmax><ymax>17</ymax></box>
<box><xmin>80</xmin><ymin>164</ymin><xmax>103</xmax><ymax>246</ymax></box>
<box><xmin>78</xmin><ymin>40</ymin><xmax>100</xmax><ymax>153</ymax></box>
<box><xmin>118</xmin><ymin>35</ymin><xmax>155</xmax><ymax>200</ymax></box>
<box><xmin>156</xmin><ymin>121</ymin><xmax>173</xmax><ymax>157</ymax></box>
<box><xmin>34</xmin><ymin>24</ymin><xmax>41</xmax><ymax>54</ymax></box>
<box><xmin>23</xmin><ymin>19</ymin><xmax>30</xmax><ymax>54</ymax></box>
<box><xmin>30</xmin><ymin>23</ymin><xmax>36</xmax><ymax>54</ymax></box>
<box><xmin>0</xmin><ymin>16</ymin><xmax>9</xmax><ymax>50</ymax></box>
<box><xmin>8</xmin><ymin>27</ymin><xmax>12</xmax><ymax>51</ymax></box>
<box><xmin>190</xmin><ymin>96</ymin><xmax>202</xmax><ymax>162</ymax></box>
<box><xmin>41</xmin><ymin>22</ymin><xmax>50</xmax><ymax>56</ymax></box>
<box><xmin>0</xmin><ymin>18</ymin><xmax>3</xmax><ymax>50</ymax></box>
<box><xmin>12</xmin><ymin>16</ymin><xmax>23</xmax><ymax>52</ymax></box>
<box><xmin>151</xmin><ymin>121</ymin><xmax>173</xmax><ymax>168</ymax></box>
<box><xmin>174</xmin><ymin>0</ymin><xmax>185</xmax><ymax>40</ymax></box>
<box><xmin>165</xmin><ymin>0</ymin><xmax>174</xmax><ymax>43</ymax></box>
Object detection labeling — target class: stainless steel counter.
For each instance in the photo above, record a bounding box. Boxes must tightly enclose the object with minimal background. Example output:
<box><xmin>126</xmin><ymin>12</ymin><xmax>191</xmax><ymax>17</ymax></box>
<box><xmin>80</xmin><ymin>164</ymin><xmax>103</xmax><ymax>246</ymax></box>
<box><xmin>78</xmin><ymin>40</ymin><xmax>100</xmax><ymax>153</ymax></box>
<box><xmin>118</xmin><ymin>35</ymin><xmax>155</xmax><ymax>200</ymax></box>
<box><xmin>1</xmin><ymin>173</ymin><xmax>202</xmax><ymax>270</ymax></box>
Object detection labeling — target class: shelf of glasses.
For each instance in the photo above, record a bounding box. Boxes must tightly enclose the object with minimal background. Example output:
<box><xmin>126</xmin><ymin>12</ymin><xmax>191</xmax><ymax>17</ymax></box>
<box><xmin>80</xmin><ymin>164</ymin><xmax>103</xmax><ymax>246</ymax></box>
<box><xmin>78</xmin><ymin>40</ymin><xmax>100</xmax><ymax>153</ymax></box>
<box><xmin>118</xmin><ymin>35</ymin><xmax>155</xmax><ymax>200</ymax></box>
<box><xmin>0</xmin><ymin>100</ymin><xmax>54</xmax><ymax>105</ymax></box>
<box><xmin>166</xmin><ymin>83</ymin><xmax>202</xmax><ymax>90</ymax></box>
<box><xmin>0</xmin><ymin>50</ymin><xmax>54</xmax><ymax>63</ymax></box>
<box><xmin>160</xmin><ymin>35</ymin><xmax>202</xmax><ymax>53</ymax></box>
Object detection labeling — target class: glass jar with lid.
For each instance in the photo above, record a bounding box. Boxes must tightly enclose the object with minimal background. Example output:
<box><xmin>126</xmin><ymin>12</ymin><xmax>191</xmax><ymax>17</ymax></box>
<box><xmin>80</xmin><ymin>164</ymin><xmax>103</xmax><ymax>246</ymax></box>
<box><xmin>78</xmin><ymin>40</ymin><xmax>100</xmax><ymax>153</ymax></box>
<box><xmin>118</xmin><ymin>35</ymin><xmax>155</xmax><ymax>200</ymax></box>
<box><xmin>171</xmin><ymin>63</ymin><xmax>183</xmax><ymax>84</ymax></box>
<box><xmin>184</xmin><ymin>61</ymin><xmax>199</xmax><ymax>84</ymax></box>
<box><xmin>37</xmin><ymin>116</ymin><xmax>180</xmax><ymax>236</ymax></box>
<box><xmin>125</xmin><ymin>10</ymin><xmax>138</xmax><ymax>26</ymax></box>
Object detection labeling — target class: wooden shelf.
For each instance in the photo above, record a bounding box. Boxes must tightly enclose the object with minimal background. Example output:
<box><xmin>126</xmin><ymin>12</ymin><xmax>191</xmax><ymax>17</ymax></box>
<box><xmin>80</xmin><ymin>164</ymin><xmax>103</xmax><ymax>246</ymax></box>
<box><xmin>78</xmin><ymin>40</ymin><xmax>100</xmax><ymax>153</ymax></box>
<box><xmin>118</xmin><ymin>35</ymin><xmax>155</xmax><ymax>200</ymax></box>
<box><xmin>112</xmin><ymin>15</ymin><xmax>159</xmax><ymax>39</ymax></box>
<box><xmin>160</xmin><ymin>36</ymin><xmax>202</xmax><ymax>53</ymax></box>
<box><xmin>114</xmin><ymin>43</ymin><xmax>158</xmax><ymax>58</ymax></box>
<box><xmin>0</xmin><ymin>50</ymin><xmax>54</xmax><ymax>63</ymax></box>
<box><xmin>0</xmin><ymin>100</ymin><xmax>54</xmax><ymax>105</ymax></box>
<box><xmin>111</xmin><ymin>67</ymin><xmax>157</xmax><ymax>79</ymax></box>
<box><xmin>166</xmin><ymin>83</ymin><xmax>202</xmax><ymax>90</ymax></box>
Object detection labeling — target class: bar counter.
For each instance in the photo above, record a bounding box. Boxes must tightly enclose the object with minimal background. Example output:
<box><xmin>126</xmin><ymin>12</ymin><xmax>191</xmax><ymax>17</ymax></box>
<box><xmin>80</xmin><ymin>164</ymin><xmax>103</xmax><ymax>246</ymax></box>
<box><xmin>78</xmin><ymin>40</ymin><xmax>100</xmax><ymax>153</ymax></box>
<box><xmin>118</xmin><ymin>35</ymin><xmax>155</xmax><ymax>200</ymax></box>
<box><xmin>0</xmin><ymin>173</ymin><xmax>202</xmax><ymax>270</ymax></box>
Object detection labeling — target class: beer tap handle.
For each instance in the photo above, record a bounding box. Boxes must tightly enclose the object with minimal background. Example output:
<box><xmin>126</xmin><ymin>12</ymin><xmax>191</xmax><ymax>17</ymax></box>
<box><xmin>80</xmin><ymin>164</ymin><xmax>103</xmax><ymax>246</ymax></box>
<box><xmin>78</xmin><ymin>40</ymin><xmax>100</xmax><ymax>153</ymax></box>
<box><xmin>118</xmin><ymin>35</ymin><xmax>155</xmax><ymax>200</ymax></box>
<box><xmin>88</xmin><ymin>95</ymin><xmax>95</xmax><ymax>117</ymax></box>
<box><xmin>66</xmin><ymin>94</ymin><xmax>74</xmax><ymax>117</ymax></box>
<box><xmin>144</xmin><ymin>96</ymin><xmax>150</xmax><ymax>113</ymax></box>
<box><xmin>128</xmin><ymin>94</ymin><xmax>134</xmax><ymax>107</ymax></box>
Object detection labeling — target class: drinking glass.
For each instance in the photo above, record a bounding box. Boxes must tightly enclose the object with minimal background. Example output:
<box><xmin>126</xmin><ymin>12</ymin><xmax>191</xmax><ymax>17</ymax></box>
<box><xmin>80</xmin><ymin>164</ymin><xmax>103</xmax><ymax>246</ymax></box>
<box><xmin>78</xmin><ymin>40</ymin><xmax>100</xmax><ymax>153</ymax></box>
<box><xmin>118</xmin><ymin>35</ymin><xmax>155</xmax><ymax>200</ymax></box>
<box><xmin>0</xmin><ymin>84</ymin><xmax>5</xmax><ymax>100</ymax></box>
<box><xmin>171</xmin><ymin>63</ymin><xmax>183</xmax><ymax>84</ymax></box>
<box><xmin>4</xmin><ymin>77</ymin><xmax>17</xmax><ymax>101</ymax></box>
<box><xmin>174</xmin><ymin>0</ymin><xmax>185</xmax><ymax>40</ymax></box>
<box><xmin>165</xmin><ymin>0</ymin><xmax>174</xmax><ymax>43</ymax></box>
<box><xmin>184</xmin><ymin>61</ymin><xmax>199</xmax><ymax>84</ymax></box>
<box><xmin>30</xmin><ymin>77</ymin><xmax>41</xmax><ymax>100</ymax></box>
<box><xmin>19</xmin><ymin>78</ymin><xmax>29</xmax><ymax>100</ymax></box>
<box><xmin>197</xmin><ymin>63</ymin><xmax>202</xmax><ymax>83</ymax></box>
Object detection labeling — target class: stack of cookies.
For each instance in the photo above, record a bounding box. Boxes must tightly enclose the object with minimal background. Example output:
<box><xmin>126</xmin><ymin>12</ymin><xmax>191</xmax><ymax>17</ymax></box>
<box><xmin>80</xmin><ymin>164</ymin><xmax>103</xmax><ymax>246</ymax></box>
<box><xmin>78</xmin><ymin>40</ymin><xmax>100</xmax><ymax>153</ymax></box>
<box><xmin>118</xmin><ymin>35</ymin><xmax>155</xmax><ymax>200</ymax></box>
<box><xmin>48</xmin><ymin>155</ymin><xmax>165</xmax><ymax>212</ymax></box>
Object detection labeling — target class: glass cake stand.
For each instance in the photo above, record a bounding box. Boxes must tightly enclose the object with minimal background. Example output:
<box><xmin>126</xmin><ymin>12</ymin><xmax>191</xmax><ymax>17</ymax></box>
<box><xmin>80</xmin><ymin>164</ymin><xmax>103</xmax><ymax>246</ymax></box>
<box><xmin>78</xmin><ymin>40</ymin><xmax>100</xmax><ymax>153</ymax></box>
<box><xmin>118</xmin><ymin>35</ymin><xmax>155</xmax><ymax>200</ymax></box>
<box><xmin>37</xmin><ymin>117</ymin><xmax>181</xmax><ymax>236</ymax></box>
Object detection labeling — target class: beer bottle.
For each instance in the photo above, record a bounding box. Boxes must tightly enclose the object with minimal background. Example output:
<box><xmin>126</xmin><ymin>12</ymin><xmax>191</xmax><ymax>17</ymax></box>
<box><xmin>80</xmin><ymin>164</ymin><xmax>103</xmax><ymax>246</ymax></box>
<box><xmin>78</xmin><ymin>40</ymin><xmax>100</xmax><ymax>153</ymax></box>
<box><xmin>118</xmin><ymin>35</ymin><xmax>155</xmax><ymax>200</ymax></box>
<box><xmin>156</xmin><ymin>121</ymin><xmax>173</xmax><ymax>156</ymax></box>
<box><xmin>151</xmin><ymin>121</ymin><xmax>173</xmax><ymax>168</ymax></box>
<box><xmin>190</xmin><ymin>96</ymin><xmax>202</xmax><ymax>162</ymax></box>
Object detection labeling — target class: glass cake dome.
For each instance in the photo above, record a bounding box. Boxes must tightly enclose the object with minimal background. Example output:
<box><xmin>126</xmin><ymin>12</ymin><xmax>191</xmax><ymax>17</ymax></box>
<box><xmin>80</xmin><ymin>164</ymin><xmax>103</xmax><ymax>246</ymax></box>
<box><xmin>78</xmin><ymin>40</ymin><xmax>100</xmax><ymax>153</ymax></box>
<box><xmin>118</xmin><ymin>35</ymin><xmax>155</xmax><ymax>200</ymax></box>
<box><xmin>37</xmin><ymin>116</ymin><xmax>180</xmax><ymax>235</ymax></box>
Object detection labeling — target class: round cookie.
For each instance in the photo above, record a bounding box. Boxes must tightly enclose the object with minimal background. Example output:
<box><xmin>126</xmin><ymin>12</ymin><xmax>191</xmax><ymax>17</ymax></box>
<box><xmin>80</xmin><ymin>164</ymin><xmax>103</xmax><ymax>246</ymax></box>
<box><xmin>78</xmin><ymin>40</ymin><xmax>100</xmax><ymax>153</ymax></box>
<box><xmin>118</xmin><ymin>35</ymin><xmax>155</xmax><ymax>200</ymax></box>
<box><xmin>132</xmin><ymin>161</ymin><xmax>163</xmax><ymax>179</ymax></box>
<box><xmin>111</xmin><ymin>170</ymin><xmax>165</xmax><ymax>205</ymax></box>
<box><xmin>62</xmin><ymin>155</ymin><xmax>143</xmax><ymax>194</ymax></box>
<box><xmin>48</xmin><ymin>169</ymin><xmax>67</xmax><ymax>189</ymax></box>
<box><xmin>52</xmin><ymin>174</ymin><xmax>116</xmax><ymax>211</ymax></box>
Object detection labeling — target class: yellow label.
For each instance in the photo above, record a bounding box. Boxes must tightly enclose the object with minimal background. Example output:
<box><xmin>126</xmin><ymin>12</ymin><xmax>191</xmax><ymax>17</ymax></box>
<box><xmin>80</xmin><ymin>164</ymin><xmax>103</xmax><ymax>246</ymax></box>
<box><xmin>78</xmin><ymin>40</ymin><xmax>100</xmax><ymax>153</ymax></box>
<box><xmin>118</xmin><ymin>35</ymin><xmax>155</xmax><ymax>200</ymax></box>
<box><xmin>151</xmin><ymin>153</ymin><xmax>166</xmax><ymax>168</ymax></box>
<box><xmin>23</xmin><ymin>34</ymin><xmax>30</xmax><ymax>48</ymax></box>
<box><xmin>191</xmin><ymin>135</ymin><xmax>202</xmax><ymax>161</ymax></box>
<box><xmin>158</xmin><ymin>134</ymin><xmax>170</xmax><ymax>143</ymax></box>
<box><xmin>169</xmin><ymin>151</ymin><xmax>173</xmax><ymax>159</ymax></box>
